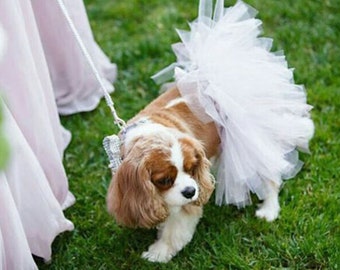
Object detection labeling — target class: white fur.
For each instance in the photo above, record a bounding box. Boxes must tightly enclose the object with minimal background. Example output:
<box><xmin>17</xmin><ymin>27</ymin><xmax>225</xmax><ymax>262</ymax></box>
<box><xmin>142</xmin><ymin>206</ymin><xmax>201</xmax><ymax>263</ymax></box>
<box><xmin>124</xmin><ymin>120</ymin><xmax>171</xmax><ymax>147</ymax></box>
<box><xmin>255</xmin><ymin>182</ymin><xmax>280</xmax><ymax>221</ymax></box>
<box><xmin>124</xmin><ymin>119</ymin><xmax>185</xmax><ymax>150</ymax></box>
<box><xmin>170</xmin><ymin>141</ymin><xmax>183</xmax><ymax>170</ymax></box>
<box><xmin>164</xmin><ymin>172</ymin><xmax>199</xmax><ymax>207</ymax></box>
<box><xmin>164</xmin><ymin>142</ymin><xmax>199</xmax><ymax>206</ymax></box>
<box><xmin>165</xmin><ymin>97</ymin><xmax>186</xmax><ymax>108</ymax></box>
<box><xmin>142</xmin><ymin>139</ymin><xmax>200</xmax><ymax>262</ymax></box>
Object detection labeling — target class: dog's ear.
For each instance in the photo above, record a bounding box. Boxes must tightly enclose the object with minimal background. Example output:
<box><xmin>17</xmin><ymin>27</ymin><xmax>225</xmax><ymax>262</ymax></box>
<box><xmin>106</xmin><ymin>159</ymin><xmax>169</xmax><ymax>229</ymax></box>
<box><xmin>193</xmin><ymin>147</ymin><xmax>215</xmax><ymax>206</ymax></box>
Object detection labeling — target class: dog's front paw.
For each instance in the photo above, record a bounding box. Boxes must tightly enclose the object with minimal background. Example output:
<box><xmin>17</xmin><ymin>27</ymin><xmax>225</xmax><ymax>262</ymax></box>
<box><xmin>141</xmin><ymin>241</ymin><xmax>175</xmax><ymax>263</ymax></box>
<box><xmin>255</xmin><ymin>201</ymin><xmax>280</xmax><ymax>222</ymax></box>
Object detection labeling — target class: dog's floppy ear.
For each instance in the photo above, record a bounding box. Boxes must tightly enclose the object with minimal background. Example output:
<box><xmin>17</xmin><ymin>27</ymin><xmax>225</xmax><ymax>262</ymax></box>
<box><xmin>193</xmin><ymin>147</ymin><xmax>215</xmax><ymax>206</ymax></box>
<box><xmin>107</xmin><ymin>158</ymin><xmax>169</xmax><ymax>229</ymax></box>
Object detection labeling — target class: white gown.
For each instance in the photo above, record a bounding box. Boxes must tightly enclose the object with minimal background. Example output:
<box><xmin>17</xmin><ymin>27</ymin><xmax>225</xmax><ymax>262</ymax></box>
<box><xmin>153</xmin><ymin>0</ymin><xmax>314</xmax><ymax>207</ymax></box>
<box><xmin>0</xmin><ymin>0</ymin><xmax>116</xmax><ymax>268</ymax></box>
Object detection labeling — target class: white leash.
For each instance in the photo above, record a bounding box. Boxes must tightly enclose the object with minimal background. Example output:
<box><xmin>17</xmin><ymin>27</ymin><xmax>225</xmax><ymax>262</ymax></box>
<box><xmin>56</xmin><ymin>0</ymin><xmax>126</xmax><ymax>130</ymax></box>
<box><xmin>56</xmin><ymin>0</ymin><xmax>125</xmax><ymax>171</ymax></box>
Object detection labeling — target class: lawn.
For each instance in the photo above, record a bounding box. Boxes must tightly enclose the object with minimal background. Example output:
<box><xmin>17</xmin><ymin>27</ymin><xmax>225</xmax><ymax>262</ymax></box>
<box><xmin>38</xmin><ymin>0</ymin><xmax>339</xmax><ymax>269</ymax></box>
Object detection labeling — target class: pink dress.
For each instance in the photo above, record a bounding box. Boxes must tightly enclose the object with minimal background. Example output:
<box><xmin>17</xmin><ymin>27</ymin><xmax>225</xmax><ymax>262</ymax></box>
<box><xmin>0</xmin><ymin>0</ymin><xmax>117</xmax><ymax>268</ymax></box>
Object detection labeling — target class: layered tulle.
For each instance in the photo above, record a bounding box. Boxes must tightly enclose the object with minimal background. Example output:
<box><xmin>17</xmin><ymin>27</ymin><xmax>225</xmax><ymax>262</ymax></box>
<box><xmin>153</xmin><ymin>0</ymin><xmax>314</xmax><ymax>206</ymax></box>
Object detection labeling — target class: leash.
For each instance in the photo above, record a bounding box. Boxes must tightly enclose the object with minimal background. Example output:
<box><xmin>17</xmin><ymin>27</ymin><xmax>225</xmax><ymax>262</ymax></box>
<box><xmin>56</xmin><ymin>0</ymin><xmax>125</xmax><ymax>172</ymax></box>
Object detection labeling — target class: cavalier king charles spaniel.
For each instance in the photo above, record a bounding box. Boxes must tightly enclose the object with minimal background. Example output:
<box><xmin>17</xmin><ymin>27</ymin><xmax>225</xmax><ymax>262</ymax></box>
<box><xmin>106</xmin><ymin>86</ymin><xmax>280</xmax><ymax>262</ymax></box>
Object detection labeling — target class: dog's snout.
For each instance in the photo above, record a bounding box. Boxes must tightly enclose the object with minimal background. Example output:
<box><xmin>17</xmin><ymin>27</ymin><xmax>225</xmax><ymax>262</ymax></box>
<box><xmin>181</xmin><ymin>186</ymin><xmax>196</xmax><ymax>199</ymax></box>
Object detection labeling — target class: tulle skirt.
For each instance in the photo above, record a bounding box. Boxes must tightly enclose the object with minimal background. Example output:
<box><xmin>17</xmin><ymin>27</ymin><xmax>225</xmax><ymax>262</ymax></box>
<box><xmin>153</xmin><ymin>0</ymin><xmax>314</xmax><ymax>207</ymax></box>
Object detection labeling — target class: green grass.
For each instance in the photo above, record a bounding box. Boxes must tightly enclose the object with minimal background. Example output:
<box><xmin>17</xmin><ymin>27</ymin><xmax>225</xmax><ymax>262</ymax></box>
<box><xmin>38</xmin><ymin>0</ymin><xmax>340</xmax><ymax>269</ymax></box>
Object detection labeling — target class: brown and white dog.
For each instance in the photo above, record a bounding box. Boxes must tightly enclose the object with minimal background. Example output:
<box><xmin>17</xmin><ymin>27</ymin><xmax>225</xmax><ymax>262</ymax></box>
<box><xmin>106</xmin><ymin>86</ymin><xmax>280</xmax><ymax>262</ymax></box>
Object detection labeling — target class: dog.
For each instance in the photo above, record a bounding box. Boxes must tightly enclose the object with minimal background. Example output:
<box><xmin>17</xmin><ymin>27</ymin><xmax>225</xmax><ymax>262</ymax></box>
<box><xmin>106</xmin><ymin>86</ymin><xmax>281</xmax><ymax>262</ymax></box>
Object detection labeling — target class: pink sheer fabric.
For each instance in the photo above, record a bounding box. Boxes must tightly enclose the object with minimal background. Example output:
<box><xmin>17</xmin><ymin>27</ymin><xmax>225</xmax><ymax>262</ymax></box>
<box><xmin>0</xmin><ymin>0</ymin><xmax>117</xmax><ymax>268</ymax></box>
<box><xmin>31</xmin><ymin>0</ymin><xmax>117</xmax><ymax>115</ymax></box>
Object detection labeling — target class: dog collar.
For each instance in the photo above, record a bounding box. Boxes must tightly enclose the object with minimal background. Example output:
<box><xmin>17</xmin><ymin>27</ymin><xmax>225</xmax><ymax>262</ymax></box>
<box><xmin>119</xmin><ymin>117</ymin><xmax>150</xmax><ymax>142</ymax></box>
<box><xmin>103</xmin><ymin>118</ymin><xmax>150</xmax><ymax>173</ymax></box>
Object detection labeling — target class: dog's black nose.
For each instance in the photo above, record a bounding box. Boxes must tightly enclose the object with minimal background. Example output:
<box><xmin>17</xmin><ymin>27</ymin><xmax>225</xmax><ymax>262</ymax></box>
<box><xmin>181</xmin><ymin>186</ymin><xmax>196</xmax><ymax>199</ymax></box>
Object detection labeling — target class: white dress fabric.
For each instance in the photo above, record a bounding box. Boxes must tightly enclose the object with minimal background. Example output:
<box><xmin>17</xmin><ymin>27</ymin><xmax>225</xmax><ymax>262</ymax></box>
<box><xmin>0</xmin><ymin>0</ymin><xmax>117</xmax><ymax>268</ymax></box>
<box><xmin>153</xmin><ymin>0</ymin><xmax>314</xmax><ymax>207</ymax></box>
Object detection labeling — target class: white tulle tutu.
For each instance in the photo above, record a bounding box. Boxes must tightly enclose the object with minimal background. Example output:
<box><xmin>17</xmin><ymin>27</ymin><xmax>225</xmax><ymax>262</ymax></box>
<box><xmin>153</xmin><ymin>0</ymin><xmax>314</xmax><ymax>207</ymax></box>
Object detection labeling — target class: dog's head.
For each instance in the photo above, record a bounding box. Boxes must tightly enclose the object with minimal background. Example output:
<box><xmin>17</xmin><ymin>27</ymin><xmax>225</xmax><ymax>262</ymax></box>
<box><xmin>106</xmin><ymin>130</ymin><xmax>215</xmax><ymax>229</ymax></box>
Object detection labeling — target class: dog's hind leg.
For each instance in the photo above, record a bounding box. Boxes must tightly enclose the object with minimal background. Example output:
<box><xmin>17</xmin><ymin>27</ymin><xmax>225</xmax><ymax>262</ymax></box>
<box><xmin>255</xmin><ymin>181</ymin><xmax>280</xmax><ymax>222</ymax></box>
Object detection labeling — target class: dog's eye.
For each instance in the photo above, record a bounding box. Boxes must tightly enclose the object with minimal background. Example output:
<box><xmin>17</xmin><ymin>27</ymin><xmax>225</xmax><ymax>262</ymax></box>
<box><xmin>151</xmin><ymin>166</ymin><xmax>177</xmax><ymax>190</ymax></box>
<box><xmin>152</xmin><ymin>177</ymin><xmax>174</xmax><ymax>190</ymax></box>
<box><xmin>158</xmin><ymin>177</ymin><xmax>173</xmax><ymax>186</ymax></box>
